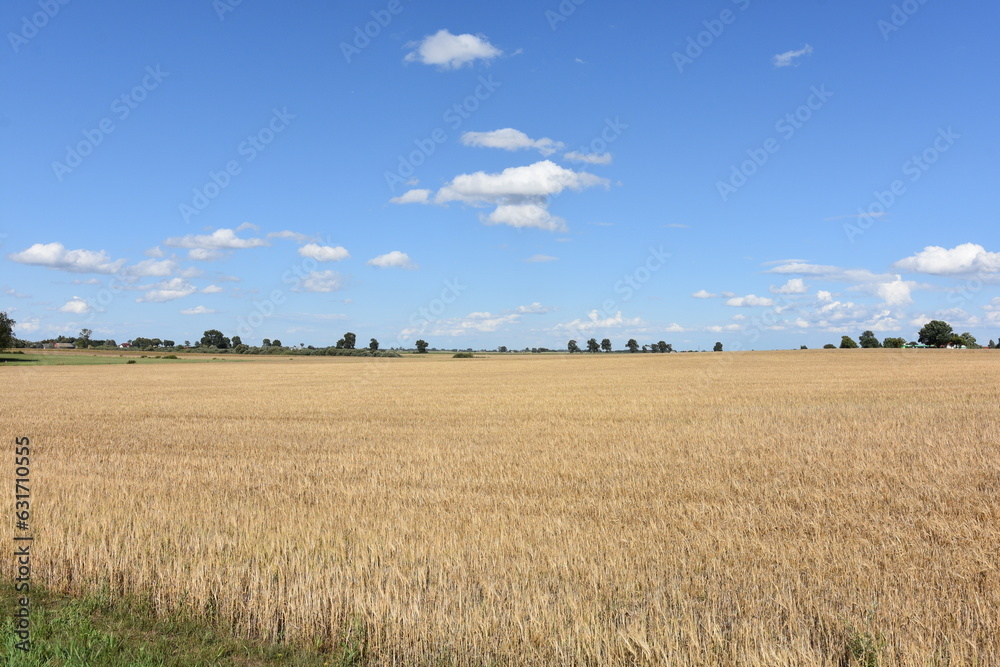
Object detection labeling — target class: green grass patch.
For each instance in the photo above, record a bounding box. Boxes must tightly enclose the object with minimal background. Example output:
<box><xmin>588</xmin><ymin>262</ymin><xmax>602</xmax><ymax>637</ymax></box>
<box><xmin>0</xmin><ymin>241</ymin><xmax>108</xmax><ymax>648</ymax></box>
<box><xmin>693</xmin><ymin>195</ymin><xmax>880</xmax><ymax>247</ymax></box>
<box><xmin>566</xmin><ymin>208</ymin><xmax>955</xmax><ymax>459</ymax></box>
<box><xmin>1</xmin><ymin>584</ymin><xmax>358</xmax><ymax>666</ymax></box>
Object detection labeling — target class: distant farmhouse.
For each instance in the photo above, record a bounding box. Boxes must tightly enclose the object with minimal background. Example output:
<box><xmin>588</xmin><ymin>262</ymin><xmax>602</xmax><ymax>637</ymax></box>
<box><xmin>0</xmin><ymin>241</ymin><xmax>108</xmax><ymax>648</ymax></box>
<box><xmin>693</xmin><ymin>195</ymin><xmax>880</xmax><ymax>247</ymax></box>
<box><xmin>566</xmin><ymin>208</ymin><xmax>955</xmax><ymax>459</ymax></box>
<box><xmin>42</xmin><ymin>342</ymin><xmax>76</xmax><ymax>349</ymax></box>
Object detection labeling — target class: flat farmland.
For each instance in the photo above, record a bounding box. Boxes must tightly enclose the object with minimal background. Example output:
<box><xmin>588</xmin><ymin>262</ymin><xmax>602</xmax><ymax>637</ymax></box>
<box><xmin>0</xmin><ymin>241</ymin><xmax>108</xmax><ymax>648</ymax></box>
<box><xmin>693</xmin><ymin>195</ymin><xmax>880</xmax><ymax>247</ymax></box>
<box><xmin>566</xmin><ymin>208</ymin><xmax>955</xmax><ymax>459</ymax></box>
<box><xmin>3</xmin><ymin>351</ymin><xmax>999</xmax><ymax>665</ymax></box>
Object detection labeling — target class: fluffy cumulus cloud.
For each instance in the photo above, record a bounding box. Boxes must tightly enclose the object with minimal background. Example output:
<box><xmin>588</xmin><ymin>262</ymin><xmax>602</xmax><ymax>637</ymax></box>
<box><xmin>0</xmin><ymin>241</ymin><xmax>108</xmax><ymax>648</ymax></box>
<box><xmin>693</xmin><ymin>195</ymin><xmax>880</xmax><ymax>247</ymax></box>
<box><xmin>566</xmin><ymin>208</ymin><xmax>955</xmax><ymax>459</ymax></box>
<box><xmin>461</xmin><ymin>129</ymin><xmax>564</xmax><ymax>156</ymax></box>
<box><xmin>298</xmin><ymin>243</ymin><xmax>350</xmax><ymax>262</ymax></box>
<box><xmin>188</xmin><ymin>248</ymin><xmax>225</xmax><ymax>261</ymax></box>
<box><xmin>127</xmin><ymin>258</ymin><xmax>177</xmax><ymax>277</ymax></box>
<box><xmin>875</xmin><ymin>277</ymin><xmax>914</xmax><ymax>306</ymax></box>
<box><xmin>516</xmin><ymin>302</ymin><xmax>552</xmax><ymax>314</ymax></box>
<box><xmin>201</xmin><ymin>285</ymin><xmax>223</xmax><ymax>294</ymax></box>
<box><xmin>367</xmin><ymin>251</ymin><xmax>416</xmax><ymax>269</ymax></box>
<box><xmin>136</xmin><ymin>278</ymin><xmax>197</xmax><ymax>303</ymax></box>
<box><xmin>552</xmin><ymin>310</ymin><xmax>642</xmax><ymax>332</ymax></box>
<box><xmin>15</xmin><ymin>317</ymin><xmax>40</xmax><ymax>334</ymax></box>
<box><xmin>300</xmin><ymin>270</ymin><xmax>343</xmax><ymax>293</ymax></box>
<box><xmin>692</xmin><ymin>289</ymin><xmax>718</xmax><ymax>299</ymax></box>
<box><xmin>434</xmin><ymin>160</ymin><xmax>608</xmax><ymax>232</ymax></box>
<box><xmin>59</xmin><ymin>296</ymin><xmax>90</xmax><ymax>314</ymax></box>
<box><xmin>404</xmin><ymin>29</ymin><xmax>502</xmax><ymax>69</ymax></box>
<box><xmin>893</xmin><ymin>243</ymin><xmax>1000</xmax><ymax>275</ymax></box>
<box><xmin>402</xmin><ymin>311</ymin><xmax>520</xmax><ymax>337</ymax></box>
<box><xmin>817</xmin><ymin>290</ymin><xmax>833</xmax><ymax>302</ymax></box>
<box><xmin>9</xmin><ymin>242</ymin><xmax>125</xmax><ymax>274</ymax></box>
<box><xmin>770</xmin><ymin>278</ymin><xmax>808</xmax><ymax>295</ymax></box>
<box><xmin>726</xmin><ymin>294</ymin><xmax>775</xmax><ymax>307</ymax></box>
<box><xmin>164</xmin><ymin>228</ymin><xmax>268</xmax><ymax>251</ymax></box>
<box><xmin>562</xmin><ymin>151</ymin><xmax>613</xmax><ymax>165</ymax></box>
<box><xmin>390</xmin><ymin>189</ymin><xmax>431</xmax><ymax>205</ymax></box>
<box><xmin>773</xmin><ymin>44</ymin><xmax>813</xmax><ymax>67</ymax></box>
<box><xmin>267</xmin><ymin>230</ymin><xmax>310</xmax><ymax>242</ymax></box>
<box><xmin>180</xmin><ymin>305</ymin><xmax>216</xmax><ymax>315</ymax></box>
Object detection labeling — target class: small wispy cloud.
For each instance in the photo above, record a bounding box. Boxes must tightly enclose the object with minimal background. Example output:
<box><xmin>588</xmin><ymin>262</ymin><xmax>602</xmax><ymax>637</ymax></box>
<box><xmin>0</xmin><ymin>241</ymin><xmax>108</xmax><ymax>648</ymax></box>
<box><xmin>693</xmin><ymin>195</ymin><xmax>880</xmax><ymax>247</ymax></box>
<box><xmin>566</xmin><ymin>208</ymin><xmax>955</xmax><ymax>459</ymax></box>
<box><xmin>773</xmin><ymin>44</ymin><xmax>813</xmax><ymax>68</ymax></box>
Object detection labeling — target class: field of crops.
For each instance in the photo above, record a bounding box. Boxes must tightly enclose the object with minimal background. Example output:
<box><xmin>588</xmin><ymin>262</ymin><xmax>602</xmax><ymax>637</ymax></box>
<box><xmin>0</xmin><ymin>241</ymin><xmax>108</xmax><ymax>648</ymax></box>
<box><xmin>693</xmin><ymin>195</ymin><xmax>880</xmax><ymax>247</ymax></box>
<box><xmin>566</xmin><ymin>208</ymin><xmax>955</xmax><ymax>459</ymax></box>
<box><xmin>3</xmin><ymin>350</ymin><xmax>998</xmax><ymax>665</ymax></box>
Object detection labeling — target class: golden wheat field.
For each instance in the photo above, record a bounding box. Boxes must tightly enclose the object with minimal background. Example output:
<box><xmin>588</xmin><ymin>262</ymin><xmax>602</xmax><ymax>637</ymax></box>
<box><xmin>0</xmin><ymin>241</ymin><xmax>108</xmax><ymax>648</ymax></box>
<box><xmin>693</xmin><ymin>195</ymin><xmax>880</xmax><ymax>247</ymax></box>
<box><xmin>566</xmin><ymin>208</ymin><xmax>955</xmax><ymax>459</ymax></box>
<box><xmin>3</xmin><ymin>350</ymin><xmax>999</xmax><ymax>665</ymax></box>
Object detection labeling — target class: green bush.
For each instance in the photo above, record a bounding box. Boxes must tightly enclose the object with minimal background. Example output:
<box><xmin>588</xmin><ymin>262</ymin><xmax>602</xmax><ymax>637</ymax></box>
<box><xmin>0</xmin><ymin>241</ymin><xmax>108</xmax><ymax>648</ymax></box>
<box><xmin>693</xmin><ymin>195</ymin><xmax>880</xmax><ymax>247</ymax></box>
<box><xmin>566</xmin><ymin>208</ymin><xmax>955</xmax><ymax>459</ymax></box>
<box><xmin>126</xmin><ymin>360</ymin><xmax>137</xmax><ymax>364</ymax></box>
<box><xmin>452</xmin><ymin>352</ymin><xmax>475</xmax><ymax>358</ymax></box>
<box><xmin>162</xmin><ymin>354</ymin><xmax>178</xmax><ymax>359</ymax></box>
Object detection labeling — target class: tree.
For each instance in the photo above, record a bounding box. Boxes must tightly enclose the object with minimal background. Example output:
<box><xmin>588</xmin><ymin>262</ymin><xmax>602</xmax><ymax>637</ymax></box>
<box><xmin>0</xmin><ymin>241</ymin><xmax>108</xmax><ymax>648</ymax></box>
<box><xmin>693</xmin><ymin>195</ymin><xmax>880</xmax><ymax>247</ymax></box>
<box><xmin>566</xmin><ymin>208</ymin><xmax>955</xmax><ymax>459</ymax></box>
<box><xmin>626</xmin><ymin>338</ymin><xmax>639</xmax><ymax>353</ymax></box>
<box><xmin>567</xmin><ymin>340</ymin><xmax>580</xmax><ymax>354</ymax></box>
<box><xmin>232</xmin><ymin>335</ymin><xmax>242</xmax><ymax>347</ymax></box>
<box><xmin>657</xmin><ymin>341</ymin><xmax>671</xmax><ymax>353</ymax></box>
<box><xmin>800</xmin><ymin>345</ymin><xmax>808</xmax><ymax>350</ymax></box>
<box><xmin>262</xmin><ymin>338</ymin><xmax>271</xmax><ymax>347</ymax></box>
<box><xmin>918</xmin><ymin>320</ymin><xmax>953</xmax><ymax>347</ymax></box>
<box><xmin>76</xmin><ymin>328</ymin><xmax>93</xmax><ymax>348</ymax></box>
<box><xmin>823</xmin><ymin>343</ymin><xmax>836</xmax><ymax>349</ymax></box>
<box><xmin>414</xmin><ymin>339</ymin><xmax>429</xmax><ymax>353</ymax></box>
<box><xmin>162</xmin><ymin>340</ymin><xmax>175</xmax><ymax>348</ymax></box>
<box><xmin>0</xmin><ymin>312</ymin><xmax>15</xmax><ymax>351</ymax></box>
<box><xmin>990</xmin><ymin>340</ymin><xmax>996</xmax><ymax>349</ymax></box>
<box><xmin>369</xmin><ymin>338</ymin><xmax>379</xmax><ymax>351</ymax></box>
<box><xmin>498</xmin><ymin>346</ymin><xmax>508</xmax><ymax>353</ymax></box>
<box><xmin>271</xmin><ymin>339</ymin><xmax>282</xmax><ymax>348</ymax></box>
<box><xmin>882</xmin><ymin>337</ymin><xmax>906</xmax><ymax>348</ymax></box>
<box><xmin>713</xmin><ymin>342</ymin><xmax>723</xmax><ymax>352</ymax></box>
<box><xmin>858</xmin><ymin>330</ymin><xmax>881</xmax><ymax>348</ymax></box>
<box><xmin>601</xmin><ymin>338</ymin><xmax>612</xmax><ymax>352</ymax></box>
<box><xmin>201</xmin><ymin>330</ymin><xmax>227</xmax><ymax>348</ymax></box>
<box><xmin>840</xmin><ymin>336</ymin><xmax>859</xmax><ymax>349</ymax></box>
<box><xmin>342</xmin><ymin>332</ymin><xmax>356</xmax><ymax>349</ymax></box>
<box><xmin>184</xmin><ymin>340</ymin><xmax>191</xmax><ymax>347</ymax></box>
<box><xmin>958</xmin><ymin>332</ymin><xmax>978</xmax><ymax>349</ymax></box>
<box><xmin>587</xmin><ymin>338</ymin><xmax>600</xmax><ymax>353</ymax></box>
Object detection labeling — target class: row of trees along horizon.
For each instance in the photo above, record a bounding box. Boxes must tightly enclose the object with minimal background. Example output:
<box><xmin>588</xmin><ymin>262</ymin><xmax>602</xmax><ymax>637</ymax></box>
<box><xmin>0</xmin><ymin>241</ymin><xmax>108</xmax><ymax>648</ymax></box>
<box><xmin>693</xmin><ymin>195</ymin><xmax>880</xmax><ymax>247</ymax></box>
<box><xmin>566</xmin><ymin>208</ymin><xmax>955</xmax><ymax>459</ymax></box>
<box><xmin>0</xmin><ymin>313</ymin><xmax>995</xmax><ymax>354</ymax></box>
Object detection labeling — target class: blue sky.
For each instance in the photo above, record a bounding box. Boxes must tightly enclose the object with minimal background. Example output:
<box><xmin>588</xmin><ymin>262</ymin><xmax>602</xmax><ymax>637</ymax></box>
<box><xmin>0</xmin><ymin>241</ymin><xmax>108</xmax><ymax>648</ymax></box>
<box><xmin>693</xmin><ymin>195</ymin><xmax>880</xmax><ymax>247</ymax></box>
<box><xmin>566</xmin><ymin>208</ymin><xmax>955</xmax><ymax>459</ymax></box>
<box><xmin>3</xmin><ymin>0</ymin><xmax>999</xmax><ymax>350</ymax></box>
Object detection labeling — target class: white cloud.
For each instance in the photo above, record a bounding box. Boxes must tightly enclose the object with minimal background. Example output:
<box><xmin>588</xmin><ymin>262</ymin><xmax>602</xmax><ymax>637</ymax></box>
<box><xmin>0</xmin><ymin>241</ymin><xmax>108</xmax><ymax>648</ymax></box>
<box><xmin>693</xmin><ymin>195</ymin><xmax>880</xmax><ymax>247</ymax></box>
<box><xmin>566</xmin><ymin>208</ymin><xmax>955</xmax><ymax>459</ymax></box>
<box><xmin>401</xmin><ymin>311</ymin><xmax>520</xmax><ymax>337</ymax></box>
<box><xmin>732</xmin><ymin>314</ymin><xmax>747</xmax><ymax>321</ymax></box>
<box><xmin>180</xmin><ymin>305</ymin><xmax>216</xmax><ymax>315</ymax></box>
<box><xmin>236</xmin><ymin>222</ymin><xmax>259</xmax><ymax>232</ymax></box>
<box><xmin>164</xmin><ymin>228</ymin><xmax>268</xmax><ymax>251</ymax></box>
<box><xmin>817</xmin><ymin>290</ymin><xmax>833</xmax><ymax>302</ymax></box>
<box><xmin>692</xmin><ymin>289</ymin><xmax>718</xmax><ymax>299</ymax></box>
<box><xmin>773</xmin><ymin>44</ymin><xmax>813</xmax><ymax>67</ymax></box>
<box><xmin>59</xmin><ymin>297</ymin><xmax>90</xmax><ymax>314</ymax></box>
<box><xmin>9</xmin><ymin>242</ymin><xmax>125</xmax><ymax>274</ymax></box>
<box><xmin>484</xmin><ymin>203</ymin><xmax>566</xmax><ymax>232</ymax></box>
<box><xmin>893</xmin><ymin>243</ymin><xmax>1000</xmax><ymax>275</ymax></box>
<box><xmin>404</xmin><ymin>29</ymin><xmax>502</xmax><ymax>69</ymax></box>
<box><xmin>136</xmin><ymin>278</ymin><xmax>197</xmax><ymax>303</ymax></box>
<box><xmin>267</xmin><ymin>230</ymin><xmax>311</xmax><ymax>242</ymax></box>
<box><xmin>145</xmin><ymin>246</ymin><xmax>165</xmax><ymax>258</ymax></box>
<box><xmin>516</xmin><ymin>302</ymin><xmax>552</xmax><ymax>314</ymax></box>
<box><xmin>188</xmin><ymin>248</ymin><xmax>225</xmax><ymax>261</ymax></box>
<box><xmin>4</xmin><ymin>288</ymin><xmax>30</xmax><ymax>298</ymax></box>
<box><xmin>770</xmin><ymin>278</ymin><xmax>808</xmax><ymax>295</ymax></box>
<box><xmin>875</xmin><ymin>277</ymin><xmax>914</xmax><ymax>306</ymax></box>
<box><xmin>726</xmin><ymin>294</ymin><xmax>775</xmax><ymax>307</ymax></box>
<box><xmin>553</xmin><ymin>310</ymin><xmax>642</xmax><ymax>332</ymax></box>
<box><xmin>300</xmin><ymin>270</ymin><xmax>342</xmax><ymax>293</ymax></box>
<box><xmin>461</xmin><ymin>129</ymin><xmax>564</xmax><ymax>156</ymax></box>
<box><xmin>298</xmin><ymin>243</ymin><xmax>350</xmax><ymax>262</ymax></box>
<box><xmin>437</xmin><ymin>160</ymin><xmax>607</xmax><ymax>204</ymax></box>
<box><xmin>562</xmin><ymin>151</ymin><xmax>612</xmax><ymax>165</ymax></box>
<box><xmin>367</xmin><ymin>251</ymin><xmax>416</xmax><ymax>269</ymax></box>
<box><xmin>389</xmin><ymin>189</ymin><xmax>431</xmax><ymax>205</ymax></box>
<box><xmin>201</xmin><ymin>285</ymin><xmax>223</xmax><ymax>294</ymax></box>
<box><xmin>523</xmin><ymin>254</ymin><xmax>558</xmax><ymax>263</ymax></box>
<box><xmin>127</xmin><ymin>258</ymin><xmax>177</xmax><ymax>277</ymax></box>
<box><xmin>434</xmin><ymin>160</ymin><xmax>608</xmax><ymax>232</ymax></box>
<box><xmin>15</xmin><ymin>317</ymin><xmax>39</xmax><ymax>334</ymax></box>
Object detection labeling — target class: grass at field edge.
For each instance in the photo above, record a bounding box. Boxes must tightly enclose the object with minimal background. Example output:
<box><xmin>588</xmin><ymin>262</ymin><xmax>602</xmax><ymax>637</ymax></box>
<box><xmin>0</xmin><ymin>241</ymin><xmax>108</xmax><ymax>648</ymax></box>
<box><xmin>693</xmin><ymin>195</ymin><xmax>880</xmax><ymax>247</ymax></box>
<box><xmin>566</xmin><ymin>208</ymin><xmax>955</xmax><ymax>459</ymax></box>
<box><xmin>1</xmin><ymin>583</ymin><xmax>365</xmax><ymax>666</ymax></box>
